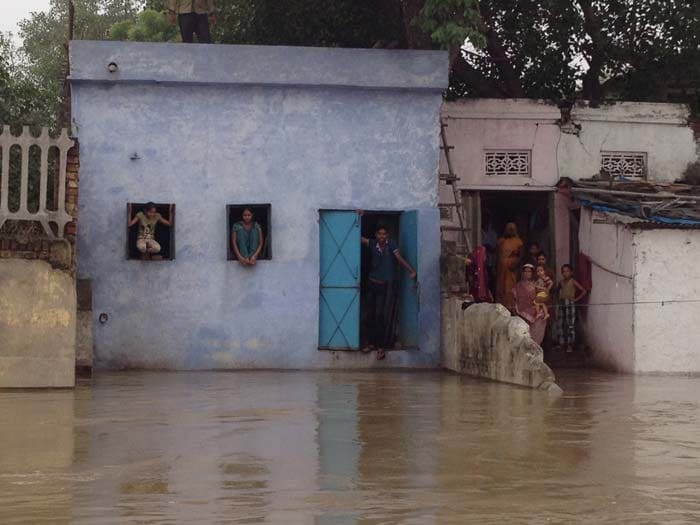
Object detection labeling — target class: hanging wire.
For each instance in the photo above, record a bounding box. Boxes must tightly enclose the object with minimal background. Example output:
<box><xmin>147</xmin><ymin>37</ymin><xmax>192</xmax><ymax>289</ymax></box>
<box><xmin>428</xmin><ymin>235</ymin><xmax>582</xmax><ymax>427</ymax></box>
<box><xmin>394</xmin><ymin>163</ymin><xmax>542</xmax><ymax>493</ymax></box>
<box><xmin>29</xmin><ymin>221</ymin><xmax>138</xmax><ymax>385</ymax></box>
<box><xmin>548</xmin><ymin>298</ymin><xmax>700</xmax><ymax>309</ymax></box>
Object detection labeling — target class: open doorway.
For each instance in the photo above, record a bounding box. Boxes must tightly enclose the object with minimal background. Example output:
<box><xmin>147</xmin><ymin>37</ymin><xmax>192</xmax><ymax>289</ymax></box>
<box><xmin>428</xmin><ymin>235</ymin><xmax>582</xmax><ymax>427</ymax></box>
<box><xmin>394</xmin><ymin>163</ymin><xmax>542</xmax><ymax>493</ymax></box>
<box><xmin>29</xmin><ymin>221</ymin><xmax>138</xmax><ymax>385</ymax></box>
<box><xmin>481</xmin><ymin>191</ymin><xmax>552</xmax><ymax>258</ymax></box>
<box><xmin>479</xmin><ymin>191</ymin><xmax>553</xmax><ymax>298</ymax></box>
<box><xmin>360</xmin><ymin>211</ymin><xmax>401</xmax><ymax>349</ymax></box>
<box><xmin>317</xmin><ymin>209</ymin><xmax>419</xmax><ymax>352</ymax></box>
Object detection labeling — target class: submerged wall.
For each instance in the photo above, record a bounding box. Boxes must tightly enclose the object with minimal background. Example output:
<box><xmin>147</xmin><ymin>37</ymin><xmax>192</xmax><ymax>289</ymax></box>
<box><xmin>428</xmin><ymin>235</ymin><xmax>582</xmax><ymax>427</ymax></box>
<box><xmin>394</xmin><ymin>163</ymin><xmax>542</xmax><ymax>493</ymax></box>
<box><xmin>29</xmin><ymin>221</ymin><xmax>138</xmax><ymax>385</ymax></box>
<box><xmin>633</xmin><ymin>228</ymin><xmax>700</xmax><ymax>373</ymax></box>
<box><xmin>71</xmin><ymin>41</ymin><xmax>447</xmax><ymax>369</ymax></box>
<box><xmin>578</xmin><ymin>208</ymin><xmax>636</xmax><ymax>372</ymax></box>
<box><xmin>442</xmin><ymin>299</ymin><xmax>558</xmax><ymax>391</ymax></box>
<box><xmin>0</xmin><ymin>259</ymin><xmax>76</xmax><ymax>387</ymax></box>
<box><xmin>579</xmin><ymin>209</ymin><xmax>700</xmax><ymax>374</ymax></box>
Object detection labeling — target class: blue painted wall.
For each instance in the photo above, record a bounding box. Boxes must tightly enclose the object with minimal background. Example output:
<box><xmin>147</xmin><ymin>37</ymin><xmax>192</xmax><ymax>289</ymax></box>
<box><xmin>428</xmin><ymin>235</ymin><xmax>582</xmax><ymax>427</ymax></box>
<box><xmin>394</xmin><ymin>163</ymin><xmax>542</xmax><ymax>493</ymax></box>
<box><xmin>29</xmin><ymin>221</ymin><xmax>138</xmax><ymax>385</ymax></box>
<box><xmin>71</xmin><ymin>41</ymin><xmax>447</xmax><ymax>369</ymax></box>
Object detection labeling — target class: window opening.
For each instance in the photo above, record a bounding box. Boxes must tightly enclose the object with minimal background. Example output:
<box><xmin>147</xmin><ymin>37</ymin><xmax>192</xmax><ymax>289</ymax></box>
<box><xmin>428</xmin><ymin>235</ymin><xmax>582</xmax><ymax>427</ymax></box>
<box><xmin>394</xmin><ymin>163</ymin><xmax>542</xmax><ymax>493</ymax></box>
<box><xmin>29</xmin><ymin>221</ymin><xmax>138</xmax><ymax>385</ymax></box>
<box><xmin>601</xmin><ymin>151</ymin><xmax>647</xmax><ymax>180</ymax></box>
<box><xmin>484</xmin><ymin>150</ymin><xmax>531</xmax><ymax>177</ymax></box>
<box><xmin>126</xmin><ymin>202</ymin><xmax>176</xmax><ymax>261</ymax></box>
<box><xmin>227</xmin><ymin>204</ymin><xmax>271</xmax><ymax>261</ymax></box>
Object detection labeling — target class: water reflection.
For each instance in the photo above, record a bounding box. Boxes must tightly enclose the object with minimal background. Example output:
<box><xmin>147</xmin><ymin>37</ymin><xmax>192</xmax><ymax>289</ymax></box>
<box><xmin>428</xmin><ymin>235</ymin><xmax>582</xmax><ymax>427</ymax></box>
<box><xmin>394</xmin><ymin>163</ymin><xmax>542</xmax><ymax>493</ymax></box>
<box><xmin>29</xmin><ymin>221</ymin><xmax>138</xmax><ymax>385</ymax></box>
<box><xmin>0</xmin><ymin>370</ymin><xmax>699</xmax><ymax>523</ymax></box>
<box><xmin>0</xmin><ymin>389</ymin><xmax>75</xmax><ymax>524</ymax></box>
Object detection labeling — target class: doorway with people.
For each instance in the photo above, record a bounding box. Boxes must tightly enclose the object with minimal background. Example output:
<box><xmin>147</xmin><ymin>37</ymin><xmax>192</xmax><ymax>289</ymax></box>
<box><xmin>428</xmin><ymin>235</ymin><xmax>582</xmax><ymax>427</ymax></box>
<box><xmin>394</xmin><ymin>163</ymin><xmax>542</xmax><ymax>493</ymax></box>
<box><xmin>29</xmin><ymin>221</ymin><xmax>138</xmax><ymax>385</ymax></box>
<box><xmin>318</xmin><ymin>209</ymin><xmax>420</xmax><ymax>358</ymax></box>
<box><xmin>465</xmin><ymin>189</ymin><xmax>588</xmax><ymax>368</ymax></box>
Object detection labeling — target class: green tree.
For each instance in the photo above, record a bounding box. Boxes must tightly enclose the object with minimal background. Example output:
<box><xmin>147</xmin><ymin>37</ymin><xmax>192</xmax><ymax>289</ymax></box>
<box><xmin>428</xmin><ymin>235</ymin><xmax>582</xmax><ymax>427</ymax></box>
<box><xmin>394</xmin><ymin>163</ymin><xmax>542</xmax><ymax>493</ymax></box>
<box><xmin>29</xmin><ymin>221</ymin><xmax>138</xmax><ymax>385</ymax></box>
<box><xmin>18</xmin><ymin>0</ymin><xmax>143</xmax><ymax>128</ymax></box>
<box><xmin>419</xmin><ymin>0</ymin><xmax>700</xmax><ymax>104</ymax></box>
<box><xmin>0</xmin><ymin>33</ymin><xmax>48</xmax><ymax>131</ymax></box>
<box><xmin>110</xmin><ymin>9</ymin><xmax>178</xmax><ymax>41</ymax></box>
<box><xmin>10</xmin><ymin>0</ymin><xmax>700</xmax><ymax>128</ymax></box>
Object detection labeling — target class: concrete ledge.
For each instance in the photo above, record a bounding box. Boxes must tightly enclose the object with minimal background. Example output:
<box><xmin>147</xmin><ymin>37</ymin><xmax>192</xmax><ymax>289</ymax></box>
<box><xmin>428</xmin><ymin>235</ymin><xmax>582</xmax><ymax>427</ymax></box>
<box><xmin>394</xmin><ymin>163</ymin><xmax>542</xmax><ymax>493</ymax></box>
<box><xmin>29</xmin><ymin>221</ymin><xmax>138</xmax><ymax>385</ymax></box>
<box><xmin>442</xmin><ymin>299</ymin><xmax>559</xmax><ymax>392</ymax></box>
<box><xmin>0</xmin><ymin>259</ymin><xmax>76</xmax><ymax>388</ymax></box>
<box><xmin>0</xmin><ymin>357</ymin><xmax>75</xmax><ymax>388</ymax></box>
<box><xmin>70</xmin><ymin>41</ymin><xmax>449</xmax><ymax>92</ymax></box>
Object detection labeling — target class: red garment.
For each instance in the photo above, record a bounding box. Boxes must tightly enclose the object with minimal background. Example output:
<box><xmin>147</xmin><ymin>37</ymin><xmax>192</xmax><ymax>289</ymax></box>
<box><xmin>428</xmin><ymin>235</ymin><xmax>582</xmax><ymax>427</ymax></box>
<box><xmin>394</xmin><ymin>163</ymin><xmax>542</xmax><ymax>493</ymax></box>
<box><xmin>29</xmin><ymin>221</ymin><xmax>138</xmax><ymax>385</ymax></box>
<box><xmin>576</xmin><ymin>253</ymin><xmax>592</xmax><ymax>319</ymax></box>
<box><xmin>467</xmin><ymin>246</ymin><xmax>492</xmax><ymax>303</ymax></box>
<box><xmin>576</xmin><ymin>253</ymin><xmax>592</xmax><ymax>296</ymax></box>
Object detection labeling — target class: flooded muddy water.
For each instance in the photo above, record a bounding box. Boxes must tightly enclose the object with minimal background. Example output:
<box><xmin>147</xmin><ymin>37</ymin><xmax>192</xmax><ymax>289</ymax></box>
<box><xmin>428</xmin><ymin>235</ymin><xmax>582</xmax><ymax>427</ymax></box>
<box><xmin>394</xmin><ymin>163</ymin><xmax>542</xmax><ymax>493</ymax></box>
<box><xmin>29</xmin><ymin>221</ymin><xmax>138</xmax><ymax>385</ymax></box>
<box><xmin>1</xmin><ymin>370</ymin><xmax>699</xmax><ymax>524</ymax></box>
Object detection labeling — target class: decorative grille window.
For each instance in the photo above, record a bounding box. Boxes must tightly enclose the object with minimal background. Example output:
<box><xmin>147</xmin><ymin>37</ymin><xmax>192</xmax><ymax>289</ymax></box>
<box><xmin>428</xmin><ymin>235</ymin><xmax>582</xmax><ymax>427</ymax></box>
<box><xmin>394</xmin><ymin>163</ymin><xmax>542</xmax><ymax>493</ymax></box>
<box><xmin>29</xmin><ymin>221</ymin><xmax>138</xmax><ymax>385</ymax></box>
<box><xmin>440</xmin><ymin>206</ymin><xmax>453</xmax><ymax>221</ymax></box>
<box><xmin>600</xmin><ymin>152</ymin><xmax>647</xmax><ymax>180</ymax></box>
<box><xmin>484</xmin><ymin>150</ymin><xmax>531</xmax><ymax>177</ymax></box>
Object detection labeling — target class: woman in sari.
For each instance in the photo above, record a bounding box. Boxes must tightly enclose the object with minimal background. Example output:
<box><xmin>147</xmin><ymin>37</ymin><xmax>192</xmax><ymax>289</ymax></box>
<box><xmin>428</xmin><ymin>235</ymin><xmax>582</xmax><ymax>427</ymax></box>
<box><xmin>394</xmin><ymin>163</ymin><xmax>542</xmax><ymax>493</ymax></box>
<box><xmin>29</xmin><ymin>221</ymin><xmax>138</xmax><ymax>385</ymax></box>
<box><xmin>495</xmin><ymin>223</ymin><xmax>523</xmax><ymax>310</ymax></box>
<box><xmin>512</xmin><ymin>264</ymin><xmax>546</xmax><ymax>345</ymax></box>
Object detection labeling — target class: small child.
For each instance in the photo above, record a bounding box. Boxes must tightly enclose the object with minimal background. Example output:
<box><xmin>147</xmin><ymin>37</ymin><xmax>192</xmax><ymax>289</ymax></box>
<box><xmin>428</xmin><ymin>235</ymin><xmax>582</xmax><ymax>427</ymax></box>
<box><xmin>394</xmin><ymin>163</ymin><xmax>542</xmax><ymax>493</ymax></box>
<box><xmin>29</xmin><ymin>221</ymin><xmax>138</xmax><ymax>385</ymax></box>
<box><xmin>128</xmin><ymin>202</ymin><xmax>173</xmax><ymax>259</ymax></box>
<box><xmin>534</xmin><ymin>264</ymin><xmax>553</xmax><ymax>319</ymax></box>
<box><xmin>557</xmin><ymin>264</ymin><xmax>587</xmax><ymax>352</ymax></box>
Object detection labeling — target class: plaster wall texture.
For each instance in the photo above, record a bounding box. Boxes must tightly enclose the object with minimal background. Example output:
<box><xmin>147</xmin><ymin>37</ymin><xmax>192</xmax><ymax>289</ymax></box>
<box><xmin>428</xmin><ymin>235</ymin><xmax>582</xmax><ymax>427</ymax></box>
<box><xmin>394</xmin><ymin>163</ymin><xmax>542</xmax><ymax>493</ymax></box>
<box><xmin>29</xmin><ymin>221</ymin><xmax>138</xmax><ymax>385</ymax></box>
<box><xmin>578</xmin><ymin>208</ymin><xmax>636</xmax><ymax>372</ymax></box>
<box><xmin>633</xmin><ymin>229</ymin><xmax>700</xmax><ymax>373</ymax></box>
<box><xmin>0</xmin><ymin>259</ymin><xmax>76</xmax><ymax>387</ymax></box>
<box><xmin>442</xmin><ymin>299</ymin><xmax>559</xmax><ymax>391</ymax></box>
<box><xmin>437</xmin><ymin>100</ymin><xmax>697</xmax><ymax>260</ymax></box>
<box><xmin>579</xmin><ymin>209</ymin><xmax>700</xmax><ymax>374</ymax></box>
<box><xmin>76</xmin><ymin>311</ymin><xmax>94</xmax><ymax>369</ymax></box>
<box><xmin>70</xmin><ymin>41</ymin><xmax>447</xmax><ymax>370</ymax></box>
<box><xmin>439</xmin><ymin>99</ymin><xmax>697</xmax><ymax>191</ymax></box>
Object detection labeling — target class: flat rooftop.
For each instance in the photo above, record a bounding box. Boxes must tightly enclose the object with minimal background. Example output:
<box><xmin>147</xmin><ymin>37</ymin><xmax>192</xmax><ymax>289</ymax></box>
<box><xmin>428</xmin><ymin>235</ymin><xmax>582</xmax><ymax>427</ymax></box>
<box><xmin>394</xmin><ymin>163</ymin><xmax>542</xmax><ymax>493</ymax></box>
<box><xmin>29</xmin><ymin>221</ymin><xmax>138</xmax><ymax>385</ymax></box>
<box><xmin>69</xmin><ymin>40</ymin><xmax>449</xmax><ymax>92</ymax></box>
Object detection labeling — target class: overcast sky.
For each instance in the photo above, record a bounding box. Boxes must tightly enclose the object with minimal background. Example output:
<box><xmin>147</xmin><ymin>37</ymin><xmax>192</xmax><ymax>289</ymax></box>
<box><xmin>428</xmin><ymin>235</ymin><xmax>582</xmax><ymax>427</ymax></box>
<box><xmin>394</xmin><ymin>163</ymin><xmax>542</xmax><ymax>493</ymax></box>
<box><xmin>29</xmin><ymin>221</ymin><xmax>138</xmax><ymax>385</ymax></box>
<box><xmin>1</xmin><ymin>0</ymin><xmax>52</xmax><ymax>43</ymax></box>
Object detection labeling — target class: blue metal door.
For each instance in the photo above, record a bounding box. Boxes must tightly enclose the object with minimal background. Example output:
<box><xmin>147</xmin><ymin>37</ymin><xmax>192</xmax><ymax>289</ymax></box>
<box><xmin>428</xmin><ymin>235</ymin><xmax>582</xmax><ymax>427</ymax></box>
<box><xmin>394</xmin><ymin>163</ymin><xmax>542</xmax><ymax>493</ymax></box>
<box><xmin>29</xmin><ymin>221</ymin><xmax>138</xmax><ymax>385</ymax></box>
<box><xmin>399</xmin><ymin>210</ymin><xmax>420</xmax><ymax>348</ymax></box>
<box><xmin>319</xmin><ymin>210</ymin><xmax>361</xmax><ymax>350</ymax></box>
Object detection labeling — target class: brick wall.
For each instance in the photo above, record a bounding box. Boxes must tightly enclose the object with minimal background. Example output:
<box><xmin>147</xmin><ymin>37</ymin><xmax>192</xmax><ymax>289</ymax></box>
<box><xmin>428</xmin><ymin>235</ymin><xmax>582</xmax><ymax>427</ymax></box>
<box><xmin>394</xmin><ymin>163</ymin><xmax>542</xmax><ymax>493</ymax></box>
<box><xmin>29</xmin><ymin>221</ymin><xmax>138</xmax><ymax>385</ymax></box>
<box><xmin>0</xmin><ymin>142</ymin><xmax>79</xmax><ymax>272</ymax></box>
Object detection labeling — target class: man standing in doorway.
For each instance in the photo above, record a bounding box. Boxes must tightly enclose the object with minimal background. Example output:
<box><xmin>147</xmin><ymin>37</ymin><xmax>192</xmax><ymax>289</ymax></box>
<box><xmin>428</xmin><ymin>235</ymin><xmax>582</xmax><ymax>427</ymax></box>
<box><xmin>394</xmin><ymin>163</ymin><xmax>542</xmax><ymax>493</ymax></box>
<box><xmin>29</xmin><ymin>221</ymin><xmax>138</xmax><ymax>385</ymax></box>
<box><xmin>361</xmin><ymin>224</ymin><xmax>417</xmax><ymax>360</ymax></box>
<box><xmin>168</xmin><ymin>0</ymin><xmax>217</xmax><ymax>44</ymax></box>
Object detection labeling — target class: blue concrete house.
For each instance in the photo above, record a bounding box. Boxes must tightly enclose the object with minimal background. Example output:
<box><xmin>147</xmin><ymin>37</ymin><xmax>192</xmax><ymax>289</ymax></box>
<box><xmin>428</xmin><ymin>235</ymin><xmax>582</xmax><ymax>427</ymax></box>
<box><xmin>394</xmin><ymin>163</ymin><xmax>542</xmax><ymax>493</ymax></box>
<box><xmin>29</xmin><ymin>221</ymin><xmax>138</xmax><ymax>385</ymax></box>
<box><xmin>70</xmin><ymin>41</ymin><xmax>448</xmax><ymax>369</ymax></box>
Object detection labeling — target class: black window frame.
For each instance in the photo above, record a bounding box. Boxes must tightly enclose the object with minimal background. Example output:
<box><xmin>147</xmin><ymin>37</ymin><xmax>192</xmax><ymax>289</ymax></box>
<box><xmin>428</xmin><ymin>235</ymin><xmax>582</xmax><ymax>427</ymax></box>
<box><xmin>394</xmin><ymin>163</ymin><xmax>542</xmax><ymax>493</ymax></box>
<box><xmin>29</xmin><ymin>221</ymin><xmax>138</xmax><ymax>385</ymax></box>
<box><xmin>227</xmin><ymin>204</ymin><xmax>272</xmax><ymax>261</ymax></box>
<box><xmin>126</xmin><ymin>202</ymin><xmax>176</xmax><ymax>261</ymax></box>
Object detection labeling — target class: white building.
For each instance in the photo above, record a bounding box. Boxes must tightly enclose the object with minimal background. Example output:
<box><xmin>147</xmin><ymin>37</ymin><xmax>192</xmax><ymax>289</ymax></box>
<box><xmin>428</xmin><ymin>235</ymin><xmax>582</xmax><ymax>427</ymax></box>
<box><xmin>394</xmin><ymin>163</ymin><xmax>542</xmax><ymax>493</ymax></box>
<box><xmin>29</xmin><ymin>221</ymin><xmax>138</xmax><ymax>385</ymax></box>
<box><xmin>440</xmin><ymin>99</ymin><xmax>697</xmax><ymax>265</ymax></box>
<box><xmin>439</xmin><ymin>98</ymin><xmax>699</xmax><ymax>373</ymax></box>
<box><xmin>578</xmin><ymin>207</ymin><xmax>700</xmax><ymax>373</ymax></box>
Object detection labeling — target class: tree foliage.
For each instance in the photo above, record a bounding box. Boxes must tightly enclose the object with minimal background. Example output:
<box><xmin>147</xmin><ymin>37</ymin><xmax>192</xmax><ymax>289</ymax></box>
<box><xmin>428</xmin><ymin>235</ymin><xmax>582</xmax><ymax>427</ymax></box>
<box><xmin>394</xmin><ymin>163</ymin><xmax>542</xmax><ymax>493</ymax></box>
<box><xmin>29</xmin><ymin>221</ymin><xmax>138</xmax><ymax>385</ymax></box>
<box><xmin>2</xmin><ymin>0</ymin><xmax>699</xmax><ymax>132</ymax></box>
<box><xmin>0</xmin><ymin>34</ymin><xmax>49</xmax><ymax>131</ymax></box>
<box><xmin>419</xmin><ymin>0</ymin><xmax>700</xmax><ymax>106</ymax></box>
<box><xmin>15</xmin><ymin>0</ymin><xmax>142</xmax><ymax>129</ymax></box>
<box><xmin>110</xmin><ymin>9</ymin><xmax>177</xmax><ymax>42</ymax></box>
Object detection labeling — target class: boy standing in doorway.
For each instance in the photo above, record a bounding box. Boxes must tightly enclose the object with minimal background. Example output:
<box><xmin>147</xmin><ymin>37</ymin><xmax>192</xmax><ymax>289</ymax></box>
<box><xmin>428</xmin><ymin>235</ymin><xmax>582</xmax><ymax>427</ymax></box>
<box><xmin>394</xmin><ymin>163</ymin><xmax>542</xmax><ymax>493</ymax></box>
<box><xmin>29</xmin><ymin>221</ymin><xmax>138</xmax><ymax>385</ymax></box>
<box><xmin>361</xmin><ymin>224</ymin><xmax>417</xmax><ymax>360</ymax></box>
<box><xmin>168</xmin><ymin>0</ymin><xmax>217</xmax><ymax>43</ymax></box>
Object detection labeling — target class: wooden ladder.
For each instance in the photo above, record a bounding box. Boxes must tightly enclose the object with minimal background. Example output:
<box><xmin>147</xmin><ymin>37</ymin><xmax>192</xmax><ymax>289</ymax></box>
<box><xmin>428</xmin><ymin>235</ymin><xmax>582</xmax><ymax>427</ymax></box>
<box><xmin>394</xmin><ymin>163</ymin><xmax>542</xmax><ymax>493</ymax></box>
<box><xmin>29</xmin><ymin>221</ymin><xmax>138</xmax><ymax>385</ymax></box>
<box><xmin>439</xmin><ymin>119</ymin><xmax>471</xmax><ymax>255</ymax></box>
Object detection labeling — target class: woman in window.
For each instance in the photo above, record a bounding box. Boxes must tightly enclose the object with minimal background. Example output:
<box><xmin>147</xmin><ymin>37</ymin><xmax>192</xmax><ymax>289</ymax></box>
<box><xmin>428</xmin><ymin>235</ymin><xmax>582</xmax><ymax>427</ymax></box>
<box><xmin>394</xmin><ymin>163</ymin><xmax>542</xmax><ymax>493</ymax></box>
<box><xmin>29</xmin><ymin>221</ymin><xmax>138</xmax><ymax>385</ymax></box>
<box><xmin>231</xmin><ymin>208</ymin><xmax>264</xmax><ymax>266</ymax></box>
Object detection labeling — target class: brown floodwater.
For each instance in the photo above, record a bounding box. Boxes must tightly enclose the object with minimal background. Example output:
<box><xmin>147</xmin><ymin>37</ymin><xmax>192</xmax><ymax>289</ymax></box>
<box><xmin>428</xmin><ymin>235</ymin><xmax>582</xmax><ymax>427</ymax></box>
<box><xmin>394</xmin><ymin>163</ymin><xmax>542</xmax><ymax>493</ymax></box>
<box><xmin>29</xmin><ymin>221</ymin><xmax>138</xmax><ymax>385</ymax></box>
<box><xmin>1</xmin><ymin>370</ymin><xmax>699</xmax><ymax>524</ymax></box>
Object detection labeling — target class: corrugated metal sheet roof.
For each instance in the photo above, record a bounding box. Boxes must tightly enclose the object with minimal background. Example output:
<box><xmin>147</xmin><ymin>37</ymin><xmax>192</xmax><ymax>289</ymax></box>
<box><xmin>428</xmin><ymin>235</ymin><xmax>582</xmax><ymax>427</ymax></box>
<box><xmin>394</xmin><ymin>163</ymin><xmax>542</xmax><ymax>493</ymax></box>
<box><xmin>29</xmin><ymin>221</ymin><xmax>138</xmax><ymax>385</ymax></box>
<box><xmin>563</xmin><ymin>177</ymin><xmax>700</xmax><ymax>229</ymax></box>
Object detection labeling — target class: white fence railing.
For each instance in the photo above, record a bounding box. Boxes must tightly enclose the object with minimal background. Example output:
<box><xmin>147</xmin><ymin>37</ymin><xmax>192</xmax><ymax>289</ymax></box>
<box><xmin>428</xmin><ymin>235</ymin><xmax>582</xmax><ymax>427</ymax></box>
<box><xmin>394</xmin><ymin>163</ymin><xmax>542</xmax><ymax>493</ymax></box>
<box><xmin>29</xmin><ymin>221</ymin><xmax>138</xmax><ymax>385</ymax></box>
<box><xmin>0</xmin><ymin>126</ymin><xmax>74</xmax><ymax>239</ymax></box>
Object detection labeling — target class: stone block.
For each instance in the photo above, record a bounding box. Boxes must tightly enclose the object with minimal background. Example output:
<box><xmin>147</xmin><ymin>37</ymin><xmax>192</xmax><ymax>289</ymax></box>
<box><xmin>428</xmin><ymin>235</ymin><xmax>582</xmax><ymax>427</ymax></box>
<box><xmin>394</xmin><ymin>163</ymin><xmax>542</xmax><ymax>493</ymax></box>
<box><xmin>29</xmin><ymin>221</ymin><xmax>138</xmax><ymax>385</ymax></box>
<box><xmin>442</xmin><ymin>298</ymin><xmax>559</xmax><ymax>392</ymax></box>
<box><xmin>440</xmin><ymin>253</ymin><xmax>467</xmax><ymax>292</ymax></box>
<box><xmin>49</xmin><ymin>240</ymin><xmax>72</xmax><ymax>270</ymax></box>
<box><xmin>0</xmin><ymin>259</ymin><xmax>76</xmax><ymax>387</ymax></box>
